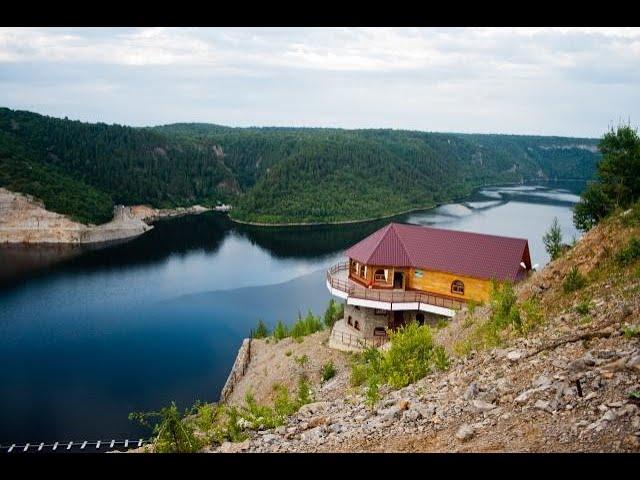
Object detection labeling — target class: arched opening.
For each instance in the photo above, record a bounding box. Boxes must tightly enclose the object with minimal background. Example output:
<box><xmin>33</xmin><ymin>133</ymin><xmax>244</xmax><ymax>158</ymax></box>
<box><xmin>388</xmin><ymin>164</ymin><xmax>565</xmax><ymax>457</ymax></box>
<box><xmin>347</xmin><ymin>315</ymin><xmax>353</xmax><ymax>326</ymax></box>
<box><xmin>354</xmin><ymin>320</ymin><xmax>360</xmax><ymax>330</ymax></box>
<box><xmin>451</xmin><ymin>280</ymin><xmax>465</xmax><ymax>295</ymax></box>
<box><xmin>416</xmin><ymin>313</ymin><xmax>425</xmax><ymax>325</ymax></box>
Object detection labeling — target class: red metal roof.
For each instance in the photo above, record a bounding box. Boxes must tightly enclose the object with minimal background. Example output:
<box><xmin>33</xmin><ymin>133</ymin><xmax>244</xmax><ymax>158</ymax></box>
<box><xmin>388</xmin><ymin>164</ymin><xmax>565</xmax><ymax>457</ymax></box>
<box><xmin>345</xmin><ymin>223</ymin><xmax>532</xmax><ymax>282</ymax></box>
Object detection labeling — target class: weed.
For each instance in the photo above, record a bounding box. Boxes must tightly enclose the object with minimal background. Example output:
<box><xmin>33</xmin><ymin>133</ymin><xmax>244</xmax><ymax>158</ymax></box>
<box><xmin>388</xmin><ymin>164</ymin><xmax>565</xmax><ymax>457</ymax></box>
<box><xmin>563</xmin><ymin>266</ymin><xmax>586</xmax><ymax>293</ymax></box>
<box><xmin>321</xmin><ymin>361</ymin><xmax>336</xmax><ymax>382</ymax></box>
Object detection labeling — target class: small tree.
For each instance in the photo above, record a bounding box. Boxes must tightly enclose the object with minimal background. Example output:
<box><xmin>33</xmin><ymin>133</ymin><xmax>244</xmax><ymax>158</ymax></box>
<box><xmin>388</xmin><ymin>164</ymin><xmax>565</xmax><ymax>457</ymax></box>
<box><xmin>324</xmin><ymin>299</ymin><xmax>336</xmax><ymax>328</ymax></box>
<box><xmin>251</xmin><ymin>319</ymin><xmax>269</xmax><ymax>339</ymax></box>
<box><xmin>129</xmin><ymin>402</ymin><xmax>202</xmax><ymax>453</ymax></box>
<box><xmin>273</xmin><ymin>320</ymin><xmax>289</xmax><ymax>341</ymax></box>
<box><xmin>543</xmin><ymin>217</ymin><xmax>563</xmax><ymax>260</ymax></box>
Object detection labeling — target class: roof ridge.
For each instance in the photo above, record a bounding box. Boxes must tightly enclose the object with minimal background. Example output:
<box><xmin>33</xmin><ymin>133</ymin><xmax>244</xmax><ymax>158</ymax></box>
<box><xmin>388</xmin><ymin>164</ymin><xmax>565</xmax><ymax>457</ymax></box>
<box><xmin>396</xmin><ymin>222</ymin><xmax>529</xmax><ymax>243</ymax></box>
<box><xmin>389</xmin><ymin>223</ymin><xmax>413</xmax><ymax>265</ymax></box>
<box><xmin>363</xmin><ymin>223</ymin><xmax>394</xmax><ymax>264</ymax></box>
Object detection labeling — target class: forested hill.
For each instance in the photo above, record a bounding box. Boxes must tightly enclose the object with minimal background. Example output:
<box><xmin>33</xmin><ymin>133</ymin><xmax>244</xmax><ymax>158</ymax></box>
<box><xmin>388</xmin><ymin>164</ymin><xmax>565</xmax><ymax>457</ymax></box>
<box><xmin>0</xmin><ymin>107</ymin><xmax>600</xmax><ymax>225</ymax></box>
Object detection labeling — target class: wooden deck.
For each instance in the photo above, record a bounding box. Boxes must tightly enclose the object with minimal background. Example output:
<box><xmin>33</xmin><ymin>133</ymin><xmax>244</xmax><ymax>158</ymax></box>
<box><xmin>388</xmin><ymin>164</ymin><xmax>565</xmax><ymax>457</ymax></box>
<box><xmin>326</xmin><ymin>262</ymin><xmax>465</xmax><ymax>312</ymax></box>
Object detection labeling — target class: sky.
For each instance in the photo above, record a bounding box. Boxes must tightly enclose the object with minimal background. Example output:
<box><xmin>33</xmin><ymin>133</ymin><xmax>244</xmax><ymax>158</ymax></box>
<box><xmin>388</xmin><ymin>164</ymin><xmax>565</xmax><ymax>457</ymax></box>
<box><xmin>0</xmin><ymin>27</ymin><xmax>638</xmax><ymax>137</ymax></box>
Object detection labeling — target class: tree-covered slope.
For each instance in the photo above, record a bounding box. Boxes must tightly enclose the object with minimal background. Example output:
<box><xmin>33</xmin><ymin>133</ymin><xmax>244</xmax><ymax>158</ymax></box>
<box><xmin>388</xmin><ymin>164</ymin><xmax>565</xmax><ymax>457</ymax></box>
<box><xmin>0</xmin><ymin>108</ymin><xmax>600</xmax><ymax>225</ymax></box>
<box><xmin>0</xmin><ymin>108</ymin><xmax>239</xmax><ymax>223</ymax></box>
<box><xmin>156</xmin><ymin>124</ymin><xmax>600</xmax><ymax>223</ymax></box>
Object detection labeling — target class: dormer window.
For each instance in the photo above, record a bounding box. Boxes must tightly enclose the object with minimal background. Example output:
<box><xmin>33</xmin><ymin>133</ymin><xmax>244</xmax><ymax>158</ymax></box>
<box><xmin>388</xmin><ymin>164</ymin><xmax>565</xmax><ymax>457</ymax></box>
<box><xmin>451</xmin><ymin>280</ymin><xmax>465</xmax><ymax>295</ymax></box>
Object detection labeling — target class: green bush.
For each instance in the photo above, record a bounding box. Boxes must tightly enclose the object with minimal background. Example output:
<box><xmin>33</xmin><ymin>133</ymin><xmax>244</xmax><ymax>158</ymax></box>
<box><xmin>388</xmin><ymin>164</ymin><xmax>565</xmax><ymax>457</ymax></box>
<box><xmin>520</xmin><ymin>298</ymin><xmax>544</xmax><ymax>334</ymax></box>
<box><xmin>349</xmin><ymin>322</ymin><xmax>450</xmax><ymax>401</ymax></box>
<box><xmin>489</xmin><ymin>281</ymin><xmax>521</xmax><ymax>331</ymax></box>
<box><xmin>616</xmin><ymin>238</ymin><xmax>640</xmax><ymax>266</ymax></box>
<box><xmin>129</xmin><ymin>401</ymin><xmax>203</xmax><ymax>453</ymax></box>
<box><xmin>321</xmin><ymin>361</ymin><xmax>336</xmax><ymax>382</ymax></box>
<box><xmin>323</xmin><ymin>299</ymin><xmax>345</xmax><ymax>329</ymax></box>
<box><xmin>290</xmin><ymin>310</ymin><xmax>324</xmax><ymax>339</ymax></box>
<box><xmin>563</xmin><ymin>266</ymin><xmax>587</xmax><ymax>293</ymax></box>
<box><xmin>576</xmin><ymin>300</ymin><xmax>591</xmax><ymax>316</ymax></box>
<box><xmin>622</xmin><ymin>324</ymin><xmax>640</xmax><ymax>338</ymax></box>
<box><xmin>251</xmin><ymin>319</ymin><xmax>269</xmax><ymax>339</ymax></box>
<box><xmin>296</xmin><ymin>376</ymin><xmax>313</xmax><ymax>405</ymax></box>
<box><xmin>273</xmin><ymin>321</ymin><xmax>289</xmax><ymax>341</ymax></box>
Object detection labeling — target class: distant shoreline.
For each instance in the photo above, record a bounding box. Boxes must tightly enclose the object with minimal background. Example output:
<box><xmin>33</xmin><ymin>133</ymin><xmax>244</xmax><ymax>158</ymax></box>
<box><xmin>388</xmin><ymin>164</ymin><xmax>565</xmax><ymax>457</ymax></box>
<box><xmin>227</xmin><ymin>179</ymin><xmax>586</xmax><ymax>228</ymax></box>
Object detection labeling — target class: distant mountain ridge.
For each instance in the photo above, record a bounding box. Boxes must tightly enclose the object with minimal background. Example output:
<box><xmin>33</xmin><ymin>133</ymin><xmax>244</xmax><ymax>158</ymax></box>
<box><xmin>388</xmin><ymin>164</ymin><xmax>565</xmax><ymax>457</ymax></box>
<box><xmin>0</xmin><ymin>108</ymin><xmax>600</xmax><ymax>225</ymax></box>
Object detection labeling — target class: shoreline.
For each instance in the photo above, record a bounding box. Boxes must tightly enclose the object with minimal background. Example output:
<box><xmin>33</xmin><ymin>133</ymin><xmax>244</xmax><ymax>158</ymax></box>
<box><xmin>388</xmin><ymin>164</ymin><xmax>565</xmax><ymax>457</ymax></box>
<box><xmin>227</xmin><ymin>178</ymin><xmax>585</xmax><ymax>228</ymax></box>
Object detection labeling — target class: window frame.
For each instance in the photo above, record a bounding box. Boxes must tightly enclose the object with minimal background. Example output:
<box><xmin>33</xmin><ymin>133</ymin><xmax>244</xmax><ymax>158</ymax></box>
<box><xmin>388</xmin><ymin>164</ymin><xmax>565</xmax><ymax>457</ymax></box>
<box><xmin>451</xmin><ymin>279</ymin><xmax>465</xmax><ymax>295</ymax></box>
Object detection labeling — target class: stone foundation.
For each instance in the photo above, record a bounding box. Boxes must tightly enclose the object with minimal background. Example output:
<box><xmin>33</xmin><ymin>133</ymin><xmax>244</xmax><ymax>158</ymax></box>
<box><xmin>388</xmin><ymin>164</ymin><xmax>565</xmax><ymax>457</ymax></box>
<box><xmin>329</xmin><ymin>304</ymin><xmax>447</xmax><ymax>351</ymax></box>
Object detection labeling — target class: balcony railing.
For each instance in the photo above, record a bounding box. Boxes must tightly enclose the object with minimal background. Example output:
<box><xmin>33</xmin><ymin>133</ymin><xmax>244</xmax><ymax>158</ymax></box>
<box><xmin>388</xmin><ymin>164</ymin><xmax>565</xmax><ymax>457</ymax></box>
<box><xmin>326</xmin><ymin>262</ymin><xmax>465</xmax><ymax>311</ymax></box>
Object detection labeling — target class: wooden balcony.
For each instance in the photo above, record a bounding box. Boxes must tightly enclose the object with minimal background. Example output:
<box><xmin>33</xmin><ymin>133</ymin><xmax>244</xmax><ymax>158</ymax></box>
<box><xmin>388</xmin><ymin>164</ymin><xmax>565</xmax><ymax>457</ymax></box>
<box><xmin>326</xmin><ymin>261</ymin><xmax>465</xmax><ymax>316</ymax></box>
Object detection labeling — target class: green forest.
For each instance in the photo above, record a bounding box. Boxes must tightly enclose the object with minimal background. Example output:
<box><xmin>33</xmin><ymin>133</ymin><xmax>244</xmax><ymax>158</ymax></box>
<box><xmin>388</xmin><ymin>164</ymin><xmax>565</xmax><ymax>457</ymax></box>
<box><xmin>0</xmin><ymin>107</ymin><xmax>601</xmax><ymax>225</ymax></box>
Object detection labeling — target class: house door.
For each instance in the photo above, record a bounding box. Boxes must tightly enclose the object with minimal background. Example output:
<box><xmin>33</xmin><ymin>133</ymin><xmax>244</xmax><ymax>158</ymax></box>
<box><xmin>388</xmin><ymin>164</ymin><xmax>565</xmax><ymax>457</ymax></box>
<box><xmin>392</xmin><ymin>311</ymin><xmax>405</xmax><ymax>330</ymax></box>
<box><xmin>393</xmin><ymin>271</ymin><xmax>404</xmax><ymax>289</ymax></box>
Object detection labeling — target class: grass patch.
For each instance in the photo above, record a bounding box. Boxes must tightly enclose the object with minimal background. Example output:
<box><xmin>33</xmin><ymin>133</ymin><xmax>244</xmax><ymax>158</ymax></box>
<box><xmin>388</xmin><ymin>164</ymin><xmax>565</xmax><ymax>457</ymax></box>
<box><xmin>622</xmin><ymin>324</ymin><xmax>640</xmax><ymax>338</ymax></box>
<box><xmin>321</xmin><ymin>361</ymin><xmax>336</xmax><ymax>382</ymax></box>
<box><xmin>616</xmin><ymin>238</ymin><xmax>640</xmax><ymax>266</ymax></box>
<box><xmin>294</xmin><ymin>354</ymin><xmax>309</xmax><ymax>368</ymax></box>
<box><xmin>575</xmin><ymin>299</ymin><xmax>592</xmax><ymax>316</ymax></box>
<box><xmin>563</xmin><ymin>266</ymin><xmax>587</xmax><ymax>293</ymax></box>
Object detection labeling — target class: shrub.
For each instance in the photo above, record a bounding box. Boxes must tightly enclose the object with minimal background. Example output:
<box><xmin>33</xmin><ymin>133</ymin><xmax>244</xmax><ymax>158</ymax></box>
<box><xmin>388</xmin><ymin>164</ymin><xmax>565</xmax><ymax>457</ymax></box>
<box><xmin>563</xmin><ymin>266</ymin><xmax>586</xmax><ymax>293</ymax></box>
<box><xmin>543</xmin><ymin>217</ymin><xmax>563</xmax><ymax>260</ymax></box>
<box><xmin>576</xmin><ymin>300</ymin><xmax>591</xmax><ymax>316</ymax></box>
<box><xmin>285</xmin><ymin>350</ymin><xmax>292</xmax><ymax>357</ymax></box>
<box><xmin>350</xmin><ymin>323</ymin><xmax>450</xmax><ymax>399</ymax></box>
<box><xmin>251</xmin><ymin>319</ymin><xmax>269</xmax><ymax>339</ymax></box>
<box><xmin>296</xmin><ymin>375</ymin><xmax>313</xmax><ymax>405</ymax></box>
<box><xmin>129</xmin><ymin>401</ymin><xmax>203</xmax><ymax>453</ymax></box>
<box><xmin>520</xmin><ymin>298</ymin><xmax>544</xmax><ymax>334</ymax></box>
<box><xmin>622</xmin><ymin>324</ymin><xmax>640</xmax><ymax>338</ymax></box>
<box><xmin>616</xmin><ymin>238</ymin><xmax>640</xmax><ymax>266</ymax></box>
<box><xmin>365</xmin><ymin>375</ymin><xmax>381</xmax><ymax>408</ymax></box>
<box><xmin>489</xmin><ymin>281</ymin><xmax>521</xmax><ymax>331</ymax></box>
<box><xmin>321</xmin><ymin>361</ymin><xmax>336</xmax><ymax>382</ymax></box>
<box><xmin>290</xmin><ymin>310</ymin><xmax>324</xmax><ymax>339</ymax></box>
<box><xmin>467</xmin><ymin>300</ymin><xmax>478</xmax><ymax>315</ymax></box>
<box><xmin>294</xmin><ymin>354</ymin><xmax>309</xmax><ymax>368</ymax></box>
<box><xmin>323</xmin><ymin>299</ymin><xmax>344</xmax><ymax>329</ymax></box>
<box><xmin>273</xmin><ymin>321</ymin><xmax>289</xmax><ymax>341</ymax></box>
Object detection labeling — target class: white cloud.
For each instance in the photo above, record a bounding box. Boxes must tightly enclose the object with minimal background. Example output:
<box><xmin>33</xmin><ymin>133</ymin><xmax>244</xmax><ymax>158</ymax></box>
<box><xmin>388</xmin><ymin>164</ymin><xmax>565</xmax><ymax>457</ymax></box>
<box><xmin>0</xmin><ymin>27</ymin><xmax>638</xmax><ymax>136</ymax></box>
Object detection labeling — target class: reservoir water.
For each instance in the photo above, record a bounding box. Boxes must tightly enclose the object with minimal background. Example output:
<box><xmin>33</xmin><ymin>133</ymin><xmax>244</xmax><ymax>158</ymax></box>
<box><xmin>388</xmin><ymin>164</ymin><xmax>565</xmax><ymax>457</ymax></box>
<box><xmin>0</xmin><ymin>182</ymin><xmax>584</xmax><ymax>443</ymax></box>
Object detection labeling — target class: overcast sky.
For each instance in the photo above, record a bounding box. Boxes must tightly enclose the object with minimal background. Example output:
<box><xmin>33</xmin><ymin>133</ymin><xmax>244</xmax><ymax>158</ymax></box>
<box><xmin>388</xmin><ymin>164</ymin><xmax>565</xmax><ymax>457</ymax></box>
<box><xmin>0</xmin><ymin>27</ymin><xmax>638</xmax><ymax>137</ymax></box>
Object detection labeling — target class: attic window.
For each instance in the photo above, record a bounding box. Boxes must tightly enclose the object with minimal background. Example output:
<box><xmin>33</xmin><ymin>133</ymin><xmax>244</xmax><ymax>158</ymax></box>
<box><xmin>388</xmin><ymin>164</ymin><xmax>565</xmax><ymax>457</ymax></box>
<box><xmin>451</xmin><ymin>280</ymin><xmax>465</xmax><ymax>295</ymax></box>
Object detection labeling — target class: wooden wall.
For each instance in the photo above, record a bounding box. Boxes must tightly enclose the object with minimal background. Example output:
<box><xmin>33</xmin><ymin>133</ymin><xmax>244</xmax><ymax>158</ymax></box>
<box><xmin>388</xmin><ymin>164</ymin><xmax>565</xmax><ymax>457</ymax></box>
<box><xmin>407</xmin><ymin>268</ymin><xmax>491</xmax><ymax>302</ymax></box>
<box><xmin>348</xmin><ymin>258</ymin><xmax>492</xmax><ymax>302</ymax></box>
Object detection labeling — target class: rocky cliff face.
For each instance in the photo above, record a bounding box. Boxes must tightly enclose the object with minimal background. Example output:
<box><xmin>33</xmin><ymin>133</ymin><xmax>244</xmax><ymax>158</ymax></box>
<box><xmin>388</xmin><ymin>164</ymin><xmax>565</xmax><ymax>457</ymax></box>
<box><xmin>0</xmin><ymin>187</ymin><xmax>152</xmax><ymax>244</ymax></box>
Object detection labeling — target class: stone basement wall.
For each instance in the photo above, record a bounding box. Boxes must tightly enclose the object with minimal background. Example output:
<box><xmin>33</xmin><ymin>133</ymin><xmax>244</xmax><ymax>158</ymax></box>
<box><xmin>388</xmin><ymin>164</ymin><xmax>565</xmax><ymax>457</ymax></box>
<box><xmin>219</xmin><ymin>338</ymin><xmax>252</xmax><ymax>403</ymax></box>
<box><xmin>342</xmin><ymin>304</ymin><xmax>446</xmax><ymax>338</ymax></box>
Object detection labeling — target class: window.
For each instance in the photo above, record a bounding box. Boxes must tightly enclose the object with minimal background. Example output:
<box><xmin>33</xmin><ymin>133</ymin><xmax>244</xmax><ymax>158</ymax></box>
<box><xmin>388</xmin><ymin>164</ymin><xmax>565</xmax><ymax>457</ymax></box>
<box><xmin>416</xmin><ymin>313</ymin><xmax>425</xmax><ymax>325</ymax></box>
<box><xmin>374</xmin><ymin>269</ymin><xmax>386</xmax><ymax>282</ymax></box>
<box><xmin>374</xmin><ymin>309</ymin><xmax>388</xmax><ymax>316</ymax></box>
<box><xmin>359</xmin><ymin>265</ymin><xmax>366</xmax><ymax>277</ymax></box>
<box><xmin>347</xmin><ymin>316</ymin><xmax>353</xmax><ymax>326</ymax></box>
<box><xmin>354</xmin><ymin>320</ymin><xmax>360</xmax><ymax>330</ymax></box>
<box><xmin>451</xmin><ymin>280</ymin><xmax>465</xmax><ymax>295</ymax></box>
<box><xmin>373</xmin><ymin>327</ymin><xmax>387</xmax><ymax>336</ymax></box>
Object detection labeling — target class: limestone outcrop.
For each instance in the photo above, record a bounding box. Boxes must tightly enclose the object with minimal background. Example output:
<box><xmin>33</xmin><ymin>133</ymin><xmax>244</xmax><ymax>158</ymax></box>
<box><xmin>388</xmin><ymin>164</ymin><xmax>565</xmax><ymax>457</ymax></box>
<box><xmin>0</xmin><ymin>187</ymin><xmax>152</xmax><ymax>244</ymax></box>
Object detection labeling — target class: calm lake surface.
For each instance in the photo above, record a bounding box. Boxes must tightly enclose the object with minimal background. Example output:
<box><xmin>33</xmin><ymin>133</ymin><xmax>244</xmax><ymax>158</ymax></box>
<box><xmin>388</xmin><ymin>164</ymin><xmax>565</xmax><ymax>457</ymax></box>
<box><xmin>0</xmin><ymin>182</ymin><xmax>584</xmax><ymax>443</ymax></box>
